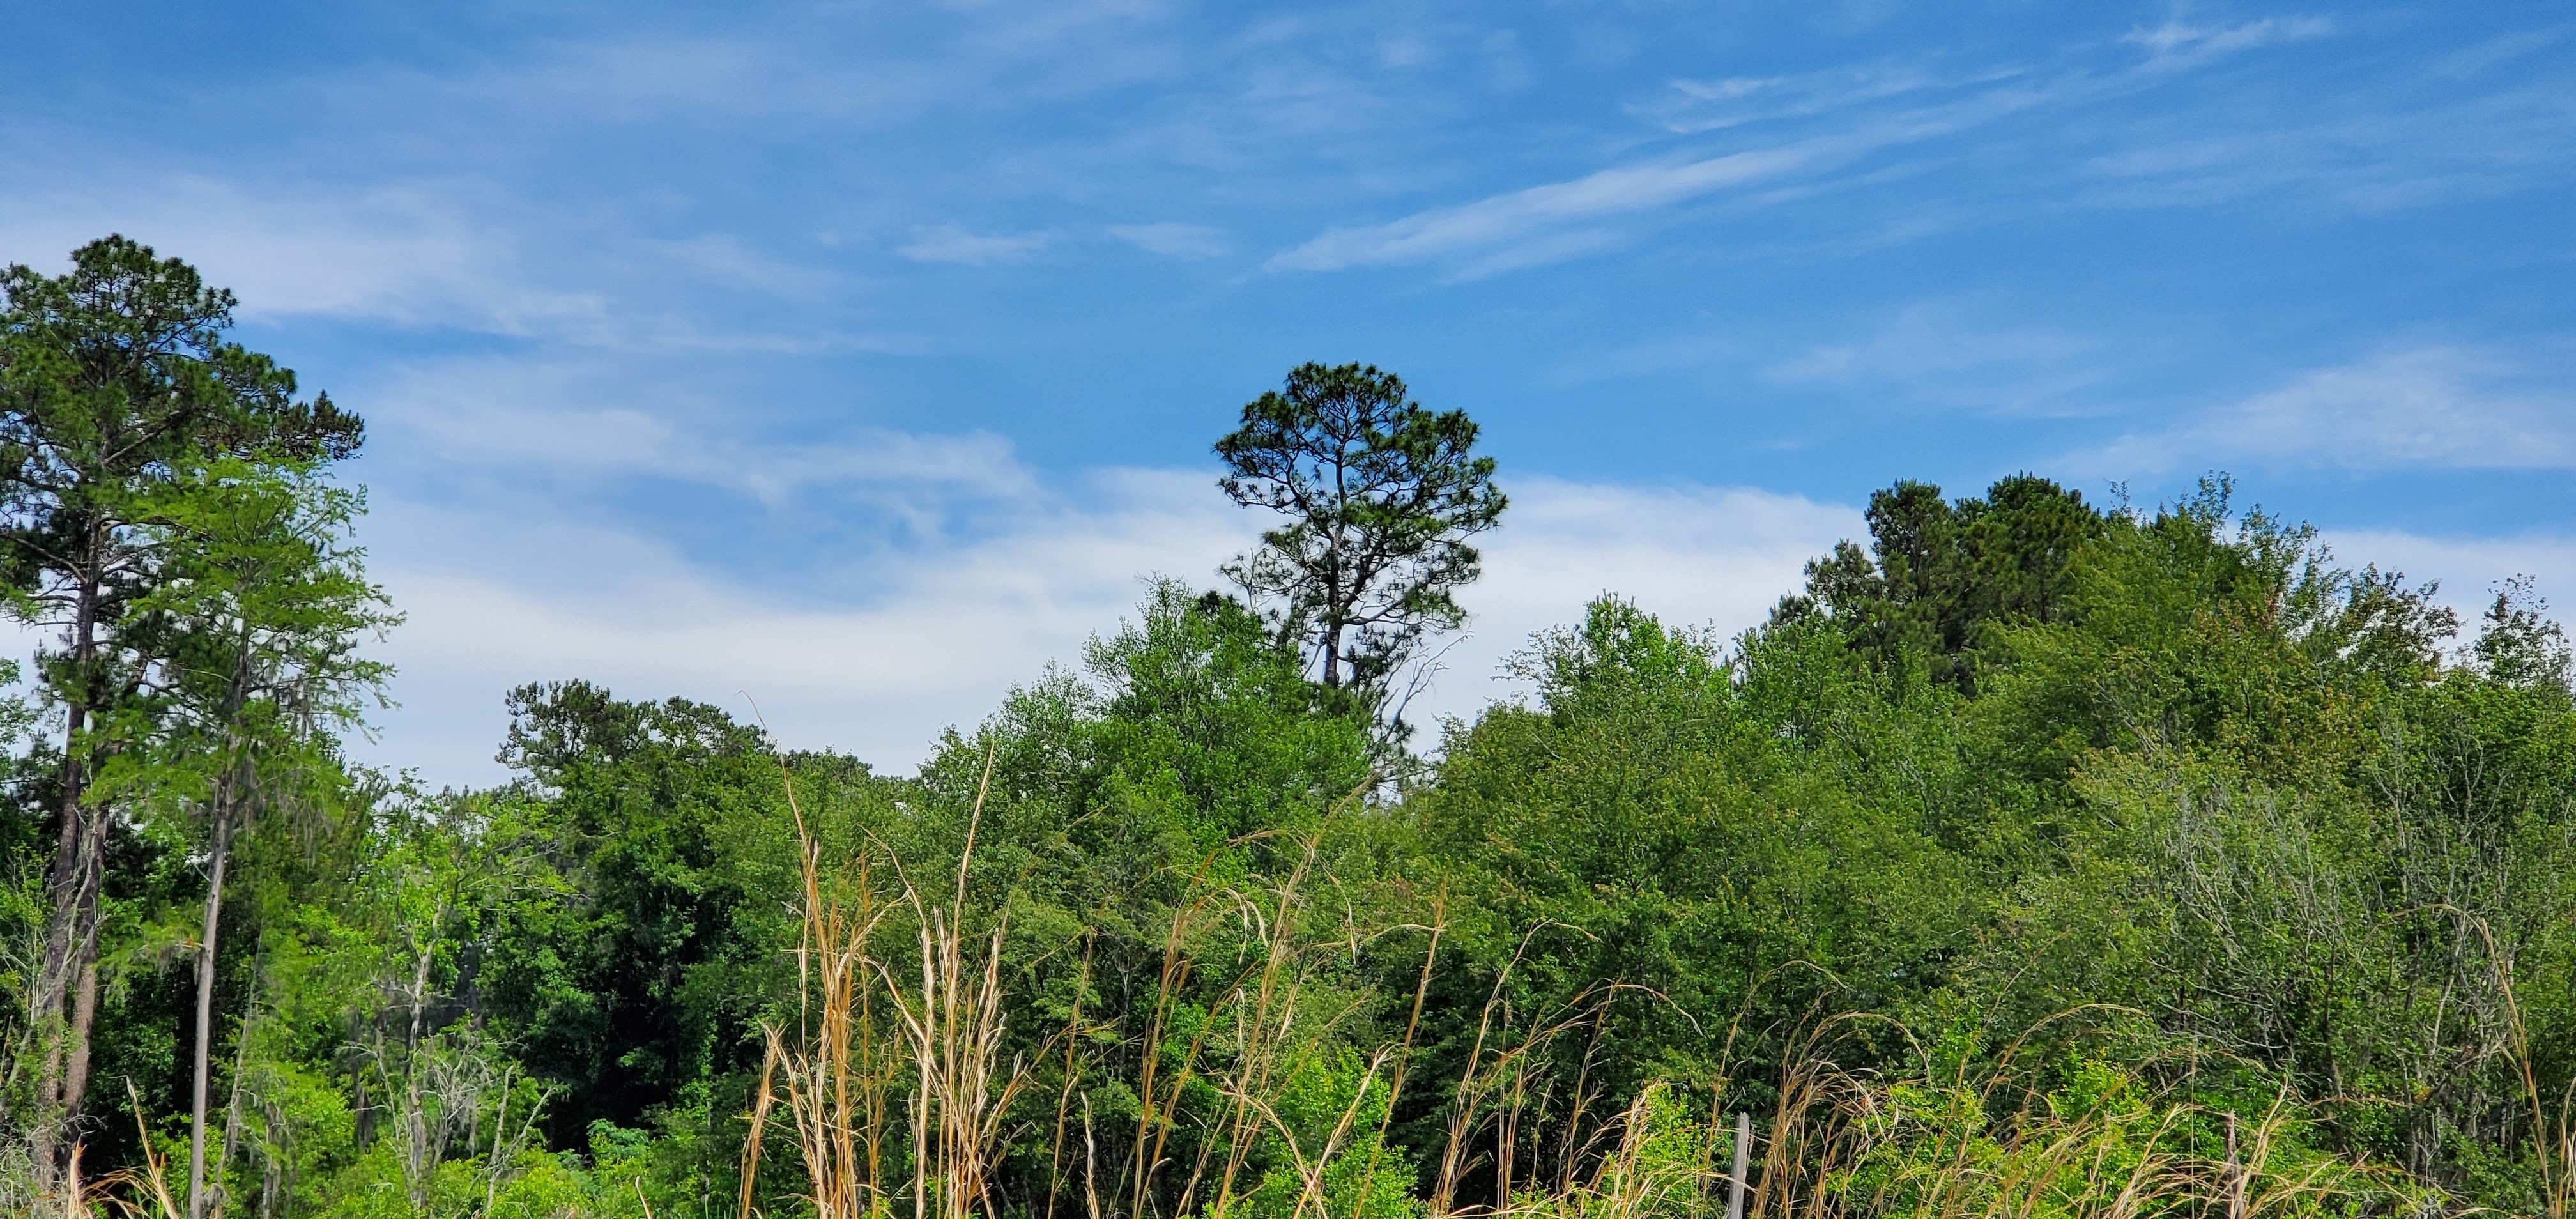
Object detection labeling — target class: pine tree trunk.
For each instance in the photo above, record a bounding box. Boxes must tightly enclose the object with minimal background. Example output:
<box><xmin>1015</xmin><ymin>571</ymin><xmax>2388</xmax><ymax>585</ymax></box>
<box><xmin>34</xmin><ymin>564</ymin><xmax>107</xmax><ymax>1190</ymax></box>
<box><xmin>188</xmin><ymin>795</ymin><xmax>238</xmax><ymax>1219</ymax></box>
<box><xmin>31</xmin><ymin>733</ymin><xmax>103</xmax><ymax>1192</ymax></box>
<box><xmin>61</xmin><ymin>941</ymin><xmax>100</xmax><ymax>1160</ymax></box>
<box><xmin>193</xmin><ymin>645</ymin><xmax>258</xmax><ymax>1219</ymax></box>
<box><xmin>218</xmin><ymin>974</ymin><xmax>256</xmax><ymax>1215</ymax></box>
<box><xmin>29</xmin><ymin>711</ymin><xmax>82</xmax><ymax>1188</ymax></box>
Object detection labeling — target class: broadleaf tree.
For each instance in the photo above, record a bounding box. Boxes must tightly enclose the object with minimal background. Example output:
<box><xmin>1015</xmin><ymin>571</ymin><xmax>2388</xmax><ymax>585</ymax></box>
<box><xmin>1215</xmin><ymin>362</ymin><xmax>1505</xmax><ymax>703</ymax></box>
<box><xmin>106</xmin><ymin>456</ymin><xmax>393</xmax><ymax>1219</ymax></box>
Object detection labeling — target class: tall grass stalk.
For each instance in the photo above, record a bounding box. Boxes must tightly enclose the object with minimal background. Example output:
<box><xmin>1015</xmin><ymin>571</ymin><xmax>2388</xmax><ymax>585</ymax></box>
<box><xmin>744</xmin><ymin>748</ymin><xmax>1004</xmax><ymax>1219</ymax></box>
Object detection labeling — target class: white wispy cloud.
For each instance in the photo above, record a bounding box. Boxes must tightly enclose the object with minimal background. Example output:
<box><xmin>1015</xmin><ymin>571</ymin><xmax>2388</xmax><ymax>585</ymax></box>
<box><xmin>0</xmin><ymin>169</ymin><xmax>902</xmax><ymax>356</ymax></box>
<box><xmin>371</xmin><ymin>355</ymin><xmax>1036</xmax><ymax>509</ymax></box>
<box><xmin>1763</xmin><ymin>303</ymin><xmax>2104</xmax><ymax>413</ymax></box>
<box><xmin>645</xmin><ymin>233</ymin><xmax>840</xmax><ymax>298</ymax></box>
<box><xmin>2080</xmin><ymin>347</ymin><xmax>2576</xmax><ymax>474</ymax></box>
<box><xmin>2080</xmin><ymin>76</ymin><xmax>2576</xmax><ymax>212</ymax></box>
<box><xmin>1257</xmin><ymin>43</ymin><xmax>2205</xmax><ymax>278</ymax></box>
<box><xmin>0</xmin><ymin>177</ymin><xmax>601</xmax><ymax>333</ymax></box>
<box><xmin>349</xmin><ymin>2</ymin><xmax>1190</xmax><ymax>134</ymax></box>
<box><xmin>1267</xmin><ymin>144</ymin><xmax>1817</xmax><ymax>272</ymax></box>
<box><xmin>2123</xmin><ymin>17</ymin><xmax>2337</xmax><ymax>72</ymax></box>
<box><xmin>445</xmin><ymin>38</ymin><xmax>931</xmax><ymax>125</ymax></box>
<box><xmin>1264</xmin><ymin>70</ymin><xmax>2083</xmax><ymax>276</ymax></box>
<box><xmin>898</xmin><ymin>224</ymin><xmax>1056</xmax><ymax>265</ymax></box>
<box><xmin>1260</xmin><ymin>10</ymin><xmax>2434</xmax><ymax>279</ymax></box>
<box><xmin>1646</xmin><ymin>63</ymin><xmax>1956</xmax><ymax>134</ymax></box>
<box><xmin>2432</xmin><ymin>27</ymin><xmax>2566</xmax><ymax>79</ymax></box>
<box><xmin>1108</xmin><ymin>222</ymin><xmax>1232</xmax><ymax>259</ymax></box>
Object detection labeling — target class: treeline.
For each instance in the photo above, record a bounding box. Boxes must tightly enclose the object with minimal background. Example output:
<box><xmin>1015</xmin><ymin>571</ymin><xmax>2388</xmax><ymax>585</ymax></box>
<box><xmin>3</xmin><ymin>240</ymin><xmax>2573</xmax><ymax>1218</ymax></box>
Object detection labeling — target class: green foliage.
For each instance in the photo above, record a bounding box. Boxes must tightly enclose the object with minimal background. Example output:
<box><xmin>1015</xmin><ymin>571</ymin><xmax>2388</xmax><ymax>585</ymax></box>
<box><xmin>482</xmin><ymin>680</ymin><xmax>789</xmax><ymax>1144</ymax></box>
<box><xmin>1502</xmin><ymin>1086</ymin><xmax>1712</xmax><ymax>1219</ymax></box>
<box><xmin>1223</xmin><ymin>1050</ymin><xmax>1422</xmax><ymax>1219</ymax></box>
<box><xmin>900</xmin><ymin>583</ymin><xmax>1388</xmax><ymax>1219</ymax></box>
<box><xmin>1843</xmin><ymin>1057</ymin><xmax>2412</xmax><ymax>1218</ymax></box>
<box><xmin>1777</xmin><ymin>473</ymin><xmax>2103</xmax><ymax>691</ymax></box>
<box><xmin>1409</xmin><ymin>595</ymin><xmax>1979</xmax><ymax>1156</ymax></box>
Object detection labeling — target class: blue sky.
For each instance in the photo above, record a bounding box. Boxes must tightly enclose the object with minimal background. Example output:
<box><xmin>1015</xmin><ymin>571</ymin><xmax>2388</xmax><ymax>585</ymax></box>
<box><xmin>5</xmin><ymin>1</ymin><xmax>2571</xmax><ymax>784</ymax></box>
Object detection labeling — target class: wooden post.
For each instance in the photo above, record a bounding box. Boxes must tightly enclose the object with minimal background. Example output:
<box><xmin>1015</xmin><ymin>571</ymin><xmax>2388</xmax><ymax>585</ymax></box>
<box><xmin>1728</xmin><ymin>1111</ymin><xmax>1751</xmax><ymax>1219</ymax></box>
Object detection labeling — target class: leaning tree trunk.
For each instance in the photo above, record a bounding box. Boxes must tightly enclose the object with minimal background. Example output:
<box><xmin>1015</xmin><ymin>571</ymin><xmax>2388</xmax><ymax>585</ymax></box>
<box><xmin>187</xmin><ymin>783</ymin><xmax>240</xmax><ymax>1219</ymax></box>
<box><xmin>190</xmin><ymin>647</ymin><xmax>259</xmax><ymax>1219</ymax></box>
